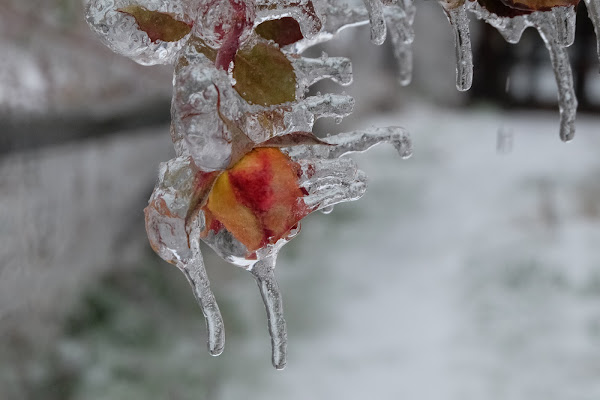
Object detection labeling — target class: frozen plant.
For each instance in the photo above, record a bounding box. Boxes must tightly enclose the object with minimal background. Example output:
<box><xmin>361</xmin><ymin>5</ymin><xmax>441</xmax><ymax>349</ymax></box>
<box><xmin>86</xmin><ymin>0</ymin><xmax>412</xmax><ymax>369</ymax></box>
<box><xmin>85</xmin><ymin>0</ymin><xmax>600</xmax><ymax>369</ymax></box>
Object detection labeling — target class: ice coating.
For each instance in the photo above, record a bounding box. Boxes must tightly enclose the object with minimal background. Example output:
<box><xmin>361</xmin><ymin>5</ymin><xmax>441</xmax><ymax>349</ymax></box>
<box><xmin>86</xmin><ymin>0</ymin><xmax>413</xmax><ymax>369</ymax></box>
<box><xmin>181</xmin><ymin>217</ymin><xmax>226</xmax><ymax>356</ymax></box>
<box><xmin>466</xmin><ymin>1</ymin><xmax>579</xmax><ymax>141</ymax></box>
<box><xmin>442</xmin><ymin>1</ymin><xmax>474</xmax><ymax>91</ymax></box>
<box><xmin>85</xmin><ymin>0</ymin><xmax>194</xmax><ymax>65</ymax></box>
<box><xmin>292</xmin><ymin>54</ymin><xmax>353</xmax><ymax>87</ymax></box>
<box><xmin>583</xmin><ymin>0</ymin><xmax>600</xmax><ymax>61</ymax></box>
<box><xmin>285</xmin><ymin>126</ymin><xmax>412</xmax><ymax>160</ymax></box>
<box><xmin>531</xmin><ymin>11</ymin><xmax>578</xmax><ymax>141</ymax></box>
<box><xmin>387</xmin><ymin>0</ymin><xmax>416</xmax><ymax>85</ymax></box>
<box><xmin>251</xmin><ymin>256</ymin><xmax>287</xmax><ymax>369</ymax></box>
<box><xmin>255</xmin><ymin>0</ymin><xmax>323</xmax><ymax>39</ymax></box>
<box><xmin>363</xmin><ymin>0</ymin><xmax>387</xmax><ymax>44</ymax></box>
<box><xmin>551</xmin><ymin>5</ymin><xmax>576</xmax><ymax>46</ymax></box>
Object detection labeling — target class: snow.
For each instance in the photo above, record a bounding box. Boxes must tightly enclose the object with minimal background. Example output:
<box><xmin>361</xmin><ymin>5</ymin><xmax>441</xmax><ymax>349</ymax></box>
<box><xmin>212</xmin><ymin>104</ymin><xmax>600</xmax><ymax>399</ymax></box>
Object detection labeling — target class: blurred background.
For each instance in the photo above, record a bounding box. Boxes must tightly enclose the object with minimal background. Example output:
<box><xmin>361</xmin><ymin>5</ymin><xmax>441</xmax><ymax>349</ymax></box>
<box><xmin>2</xmin><ymin>0</ymin><xmax>600</xmax><ymax>399</ymax></box>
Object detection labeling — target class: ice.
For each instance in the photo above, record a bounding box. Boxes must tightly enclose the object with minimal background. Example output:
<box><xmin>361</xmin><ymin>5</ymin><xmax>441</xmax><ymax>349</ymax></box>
<box><xmin>181</xmin><ymin>217</ymin><xmax>225</xmax><ymax>356</ymax></box>
<box><xmin>466</xmin><ymin>2</ymin><xmax>579</xmax><ymax>140</ymax></box>
<box><xmin>468</xmin><ymin>2</ymin><xmax>528</xmax><ymax>43</ymax></box>
<box><xmin>551</xmin><ymin>5</ymin><xmax>576</xmax><ymax>47</ymax></box>
<box><xmin>85</xmin><ymin>0</ymin><xmax>194</xmax><ymax>65</ymax></box>
<box><xmin>292</xmin><ymin>54</ymin><xmax>353</xmax><ymax>87</ymax></box>
<box><xmin>86</xmin><ymin>0</ymin><xmax>415</xmax><ymax>368</ymax></box>
<box><xmin>255</xmin><ymin>0</ymin><xmax>323</xmax><ymax>39</ymax></box>
<box><xmin>302</xmin><ymin>93</ymin><xmax>355</xmax><ymax>121</ymax></box>
<box><xmin>531</xmin><ymin>12</ymin><xmax>578</xmax><ymax>141</ymax></box>
<box><xmin>251</xmin><ymin>256</ymin><xmax>288</xmax><ymax>369</ymax></box>
<box><xmin>363</xmin><ymin>0</ymin><xmax>387</xmax><ymax>44</ymax></box>
<box><xmin>584</xmin><ymin>0</ymin><xmax>600</xmax><ymax>62</ymax></box>
<box><xmin>441</xmin><ymin>1</ymin><xmax>473</xmax><ymax>92</ymax></box>
<box><xmin>386</xmin><ymin>0</ymin><xmax>416</xmax><ymax>85</ymax></box>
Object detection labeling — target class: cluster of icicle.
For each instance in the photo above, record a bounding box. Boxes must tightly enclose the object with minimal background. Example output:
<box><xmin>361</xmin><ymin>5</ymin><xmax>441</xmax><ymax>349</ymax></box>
<box><xmin>86</xmin><ymin>0</ymin><xmax>412</xmax><ymax>369</ymax></box>
<box><xmin>375</xmin><ymin>0</ymin><xmax>599</xmax><ymax>142</ymax></box>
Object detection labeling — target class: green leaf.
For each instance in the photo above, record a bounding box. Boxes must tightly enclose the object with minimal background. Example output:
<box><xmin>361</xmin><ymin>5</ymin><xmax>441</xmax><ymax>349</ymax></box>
<box><xmin>255</xmin><ymin>17</ymin><xmax>304</xmax><ymax>47</ymax></box>
<box><xmin>233</xmin><ymin>42</ymin><xmax>296</xmax><ymax>106</ymax></box>
<box><xmin>118</xmin><ymin>5</ymin><xmax>192</xmax><ymax>43</ymax></box>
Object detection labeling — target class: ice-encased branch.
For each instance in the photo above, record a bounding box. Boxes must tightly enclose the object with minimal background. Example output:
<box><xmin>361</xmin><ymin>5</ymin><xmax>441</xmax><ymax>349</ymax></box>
<box><xmin>250</xmin><ymin>255</ymin><xmax>287</xmax><ymax>370</ymax></box>
<box><xmin>179</xmin><ymin>217</ymin><xmax>225</xmax><ymax>356</ymax></box>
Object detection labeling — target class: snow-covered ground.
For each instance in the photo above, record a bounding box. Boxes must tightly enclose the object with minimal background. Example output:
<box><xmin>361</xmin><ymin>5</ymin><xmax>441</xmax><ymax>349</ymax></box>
<box><xmin>212</xmin><ymin>105</ymin><xmax>600</xmax><ymax>400</ymax></box>
<box><xmin>3</xmin><ymin>105</ymin><xmax>600</xmax><ymax>399</ymax></box>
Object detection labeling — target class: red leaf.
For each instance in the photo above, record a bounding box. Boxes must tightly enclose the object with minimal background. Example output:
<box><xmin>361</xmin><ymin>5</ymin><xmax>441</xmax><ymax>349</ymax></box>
<box><xmin>255</xmin><ymin>17</ymin><xmax>304</xmax><ymax>47</ymax></box>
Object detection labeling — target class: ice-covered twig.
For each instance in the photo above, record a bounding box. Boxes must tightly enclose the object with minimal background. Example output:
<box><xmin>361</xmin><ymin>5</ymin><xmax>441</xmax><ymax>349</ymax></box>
<box><xmin>293</xmin><ymin>54</ymin><xmax>353</xmax><ymax>87</ymax></box>
<box><xmin>302</xmin><ymin>93</ymin><xmax>355</xmax><ymax>121</ymax></box>
<box><xmin>327</xmin><ymin>126</ymin><xmax>412</xmax><ymax>158</ymax></box>
<box><xmin>287</xmin><ymin>126</ymin><xmax>411</xmax><ymax>160</ymax></box>
<box><xmin>179</xmin><ymin>217</ymin><xmax>225</xmax><ymax>356</ymax></box>
<box><xmin>250</xmin><ymin>255</ymin><xmax>287</xmax><ymax>370</ymax></box>
<box><xmin>296</xmin><ymin>157</ymin><xmax>368</xmax><ymax>210</ymax></box>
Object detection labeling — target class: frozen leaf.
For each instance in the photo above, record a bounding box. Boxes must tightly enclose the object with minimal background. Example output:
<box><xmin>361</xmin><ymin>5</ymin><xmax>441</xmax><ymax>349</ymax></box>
<box><xmin>233</xmin><ymin>42</ymin><xmax>297</xmax><ymax>105</ymax></box>
<box><xmin>118</xmin><ymin>5</ymin><xmax>192</xmax><ymax>43</ymax></box>
<box><xmin>255</xmin><ymin>17</ymin><xmax>304</xmax><ymax>46</ymax></box>
<box><xmin>202</xmin><ymin>148</ymin><xmax>311</xmax><ymax>252</ymax></box>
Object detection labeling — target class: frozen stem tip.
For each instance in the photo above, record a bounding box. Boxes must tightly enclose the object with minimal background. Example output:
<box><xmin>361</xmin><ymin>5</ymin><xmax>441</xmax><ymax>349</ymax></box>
<box><xmin>251</xmin><ymin>257</ymin><xmax>288</xmax><ymax>370</ymax></box>
<box><xmin>181</xmin><ymin>265</ymin><xmax>226</xmax><ymax>356</ymax></box>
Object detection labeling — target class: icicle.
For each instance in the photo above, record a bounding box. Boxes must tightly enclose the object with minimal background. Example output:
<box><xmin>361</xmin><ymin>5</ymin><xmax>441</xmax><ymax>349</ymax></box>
<box><xmin>584</xmin><ymin>0</ymin><xmax>600</xmax><ymax>63</ymax></box>
<box><xmin>320</xmin><ymin>205</ymin><xmax>335</xmax><ymax>214</ymax></box>
<box><xmin>363</xmin><ymin>0</ymin><xmax>387</xmax><ymax>45</ymax></box>
<box><xmin>532</xmin><ymin>14</ymin><xmax>578</xmax><ymax>141</ymax></box>
<box><xmin>292</xmin><ymin>55</ymin><xmax>353</xmax><ymax>87</ymax></box>
<box><xmin>390</xmin><ymin>38</ymin><xmax>413</xmax><ymax>86</ymax></box>
<box><xmin>387</xmin><ymin>1</ymin><xmax>416</xmax><ymax>86</ymax></box>
<box><xmin>250</xmin><ymin>255</ymin><xmax>287</xmax><ymax>370</ymax></box>
<box><xmin>302</xmin><ymin>93</ymin><xmax>355</xmax><ymax>121</ymax></box>
<box><xmin>442</xmin><ymin>2</ymin><xmax>473</xmax><ymax>91</ymax></box>
<box><xmin>299</xmin><ymin>158</ymin><xmax>368</xmax><ymax>209</ymax></box>
<box><xmin>325</xmin><ymin>126</ymin><xmax>412</xmax><ymax>158</ymax></box>
<box><xmin>180</xmin><ymin>217</ymin><xmax>225</xmax><ymax>356</ymax></box>
<box><xmin>285</xmin><ymin>126</ymin><xmax>412</xmax><ymax>161</ymax></box>
<box><xmin>467</xmin><ymin>2</ymin><xmax>527</xmax><ymax>44</ymax></box>
<box><xmin>551</xmin><ymin>6</ymin><xmax>577</xmax><ymax>47</ymax></box>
